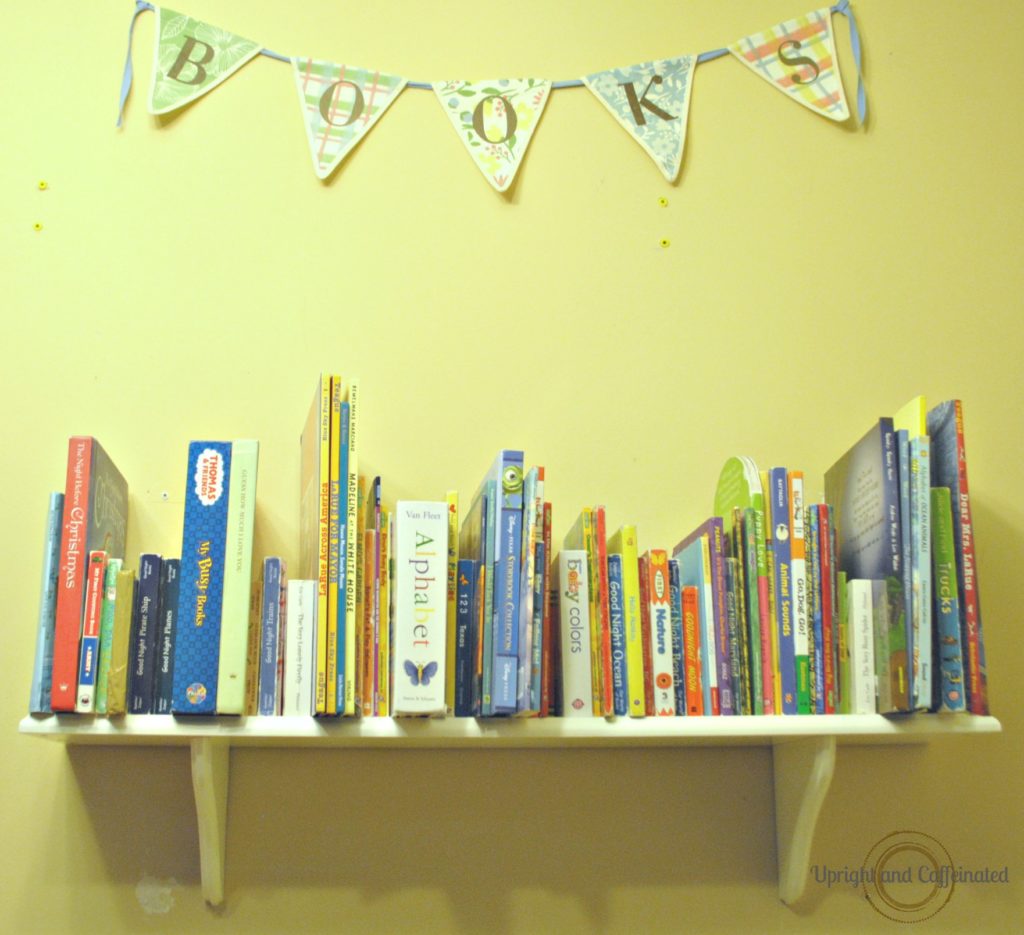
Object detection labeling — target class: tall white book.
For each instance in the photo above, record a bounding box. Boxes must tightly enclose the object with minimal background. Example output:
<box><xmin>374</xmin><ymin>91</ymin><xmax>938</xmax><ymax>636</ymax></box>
<box><xmin>847</xmin><ymin>578</ymin><xmax>876</xmax><ymax>714</ymax></box>
<box><xmin>283</xmin><ymin>579</ymin><xmax>315</xmax><ymax>716</ymax></box>
<box><xmin>559</xmin><ymin>549</ymin><xmax>594</xmax><ymax>716</ymax></box>
<box><xmin>391</xmin><ymin>501</ymin><xmax>449</xmax><ymax>717</ymax></box>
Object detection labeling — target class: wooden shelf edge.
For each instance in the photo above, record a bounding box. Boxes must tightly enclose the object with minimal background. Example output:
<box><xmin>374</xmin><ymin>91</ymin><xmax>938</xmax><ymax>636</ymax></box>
<box><xmin>18</xmin><ymin>713</ymin><xmax>1002</xmax><ymax>748</ymax></box>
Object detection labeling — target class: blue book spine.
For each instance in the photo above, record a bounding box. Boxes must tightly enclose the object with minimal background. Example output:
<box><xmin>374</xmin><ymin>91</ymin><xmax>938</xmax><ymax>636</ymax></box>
<box><xmin>30</xmin><ymin>492</ymin><xmax>64</xmax><ymax>713</ymax></box>
<box><xmin>515</xmin><ymin>467</ymin><xmax>538</xmax><ymax>712</ymax></box>
<box><xmin>336</xmin><ymin>401</ymin><xmax>350</xmax><ymax>712</ymax></box>
<box><xmin>608</xmin><ymin>553</ymin><xmax>628</xmax><ymax>716</ymax></box>
<box><xmin>667</xmin><ymin>559</ymin><xmax>686</xmax><ymax>716</ymax></box>
<box><xmin>677</xmin><ymin>539</ymin><xmax>713</xmax><ymax>715</ymax></box>
<box><xmin>129</xmin><ymin>553</ymin><xmax>162</xmax><ymax>713</ymax></box>
<box><xmin>807</xmin><ymin>508</ymin><xmax>825</xmax><ymax>715</ymax></box>
<box><xmin>489</xmin><ymin>450</ymin><xmax>524</xmax><ymax>715</ymax></box>
<box><xmin>454</xmin><ymin>559</ymin><xmax>477</xmax><ymax>716</ymax></box>
<box><xmin>152</xmin><ymin>558</ymin><xmax>180</xmax><ymax>714</ymax></box>
<box><xmin>492</xmin><ymin>506</ymin><xmax>523</xmax><ymax>714</ymax></box>
<box><xmin>529</xmin><ymin>540</ymin><xmax>545</xmax><ymax>712</ymax></box>
<box><xmin>259</xmin><ymin>557</ymin><xmax>283</xmax><ymax>715</ymax></box>
<box><xmin>770</xmin><ymin>468</ymin><xmax>797</xmax><ymax>714</ymax></box>
<box><xmin>172</xmin><ymin>441</ymin><xmax>232</xmax><ymax>714</ymax></box>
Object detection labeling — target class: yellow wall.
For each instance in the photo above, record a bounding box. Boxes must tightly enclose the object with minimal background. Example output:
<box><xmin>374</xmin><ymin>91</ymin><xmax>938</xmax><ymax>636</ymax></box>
<box><xmin>5</xmin><ymin>1</ymin><xmax>1022</xmax><ymax>931</ymax></box>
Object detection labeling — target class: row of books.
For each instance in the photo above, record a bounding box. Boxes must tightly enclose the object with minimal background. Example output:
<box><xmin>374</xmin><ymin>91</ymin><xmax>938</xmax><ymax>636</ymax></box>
<box><xmin>28</xmin><ymin>384</ymin><xmax>988</xmax><ymax>718</ymax></box>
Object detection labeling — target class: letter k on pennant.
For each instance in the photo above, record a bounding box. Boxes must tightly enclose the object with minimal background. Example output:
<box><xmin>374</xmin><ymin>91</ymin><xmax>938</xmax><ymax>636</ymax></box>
<box><xmin>149</xmin><ymin>7</ymin><xmax>261</xmax><ymax>115</ymax></box>
<box><xmin>583</xmin><ymin>56</ymin><xmax>696</xmax><ymax>183</ymax></box>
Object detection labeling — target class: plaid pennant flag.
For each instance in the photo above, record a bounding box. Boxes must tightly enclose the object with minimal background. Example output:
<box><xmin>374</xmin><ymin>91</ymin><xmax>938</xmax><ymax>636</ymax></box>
<box><xmin>729</xmin><ymin>7</ymin><xmax>849</xmax><ymax>121</ymax></box>
<box><xmin>434</xmin><ymin>79</ymin><xmax>551</xmax><ymax>192</ymax></box>
<box><xmin>292</xmin><ymin>59</ymin><xmax>407</xmax><ymax>180</ymax></box>
<box><xmin>583</xmin><ymin>56</ymin><xmax>696</xmax><ymax>183</ymax></box>
<box><xmin>148</xmin><ymin>7</ymin><xmax>261</xmax><ymax>115</ymax></box>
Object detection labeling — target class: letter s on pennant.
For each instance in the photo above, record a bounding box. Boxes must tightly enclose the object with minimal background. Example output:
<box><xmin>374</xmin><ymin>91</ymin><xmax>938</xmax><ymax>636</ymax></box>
<box><xmin>776</xmin><ymin>39</ymin><xmax>820</xmax><ymax>84</ymax></box>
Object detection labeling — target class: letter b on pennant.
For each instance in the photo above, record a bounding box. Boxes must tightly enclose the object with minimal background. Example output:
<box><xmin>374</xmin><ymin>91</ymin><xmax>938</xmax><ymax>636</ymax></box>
<box><xmin>167</xmin><ymin>37</ymin><xmax>215</xmax><ymax>85</ymax></box>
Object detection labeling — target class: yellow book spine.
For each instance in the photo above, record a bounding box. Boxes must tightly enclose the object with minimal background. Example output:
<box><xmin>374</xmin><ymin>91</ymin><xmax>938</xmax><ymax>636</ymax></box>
<box><xmin>105</xmin><ymin>569</ymin><xmax>136</xmax><ymax>716</ymax></box>
<box><xmin>326</xmin><ymin>375</ymin><xmax>343</xmax><ymax>715</ymax></box>
<box><xmin>444</xmin><ymin>490</ymin><xmax>459</xmax><ymax>713</ymax></box>
<box><xmin>581</xmin><ymin>509</ymin><xmax>602</xmax><ymax>715</ymax></box>
<box><xmin>610</xmin><ymin>525</ymin><xmax>645</xmax><ymax>716</ymax></box>
<box><xmin>244</xmin><ymin>569</ymin><xmax>263</xmax><ymax>715</ymax></box>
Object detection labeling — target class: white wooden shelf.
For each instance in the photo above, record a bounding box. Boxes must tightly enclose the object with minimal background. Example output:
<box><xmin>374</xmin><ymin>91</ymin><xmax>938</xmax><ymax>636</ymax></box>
<box><xmin>19</xmin><ymin>713</ymin><xmax>1001</xmax><ymax>907</ymax></box>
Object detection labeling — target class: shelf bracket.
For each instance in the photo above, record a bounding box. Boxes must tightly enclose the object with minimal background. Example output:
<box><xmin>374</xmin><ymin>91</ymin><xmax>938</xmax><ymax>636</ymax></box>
<box><xmin>190</xmin><ymin>739</ymin><xmax>230</xmax><ymax>907</ymax></box>
<box><xmin>771</xmin><ymin>736</ymin><xmax>836</xmax><ymax>906</ymax></box>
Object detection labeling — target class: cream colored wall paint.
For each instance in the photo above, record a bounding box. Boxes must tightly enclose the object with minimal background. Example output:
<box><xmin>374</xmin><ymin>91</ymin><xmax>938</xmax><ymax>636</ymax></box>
<box><xmin>3</xmin><ymin>1</ymin><xmax>1021</xmax><ymax>931</ymax></box>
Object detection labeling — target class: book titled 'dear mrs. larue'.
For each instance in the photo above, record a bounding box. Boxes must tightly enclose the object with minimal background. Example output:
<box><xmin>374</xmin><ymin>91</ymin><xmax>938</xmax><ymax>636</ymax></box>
<box><xmin>391</xmin><ymin>502</ymin><xmax>449</xmax><ymax>716</ymax></box>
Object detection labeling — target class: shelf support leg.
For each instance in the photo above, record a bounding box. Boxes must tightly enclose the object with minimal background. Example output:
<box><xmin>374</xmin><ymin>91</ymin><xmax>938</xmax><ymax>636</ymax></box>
<box><xmin>190</xmin><ymin>739</ymin><xmax>230</xmax><ymax>907</ymax></box>
<box><xmin>771</xmin><ymin>736</ymin><xmax>836</xmax><ymax>906</ymax></box>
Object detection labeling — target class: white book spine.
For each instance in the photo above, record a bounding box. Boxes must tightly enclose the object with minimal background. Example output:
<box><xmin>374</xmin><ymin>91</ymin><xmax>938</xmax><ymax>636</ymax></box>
<box><xmin>392</xmin><ymin>501</ymin><xmax>448</xmax><ymax>716</ymax></box>
<box><xmin>217</xmin><ymin>440</ymin><xmax>259</xmax><ymax>714</ymax></box>
<box><xmin>647</xmin><ymin>554</ymin><xmax>676</xmax><ymax>717</ymax></box>
<box><xmin>698</xmin><ymin>539</ymin><xmax>718</xmax><ymax>699</ymax></box>
<box><xmin>789</xmin><ymin>474</ymin><xmax>809</xmax><ymax>662</ymax></box>
<box><xmin>913</xmin><ymin>436</ymin><xmax>932</xmax><ymax>708</ymax></box>
<box><xmin>559</xmin><ymin>550</ymin><xmax>593</xmax><ymax>716</ymax></box>
<box><xmin>284</xmin><ymin>580</ymin><xmax>315</xmax><ymax>716</ymax></box>
<box><xmin>848</xmin><ymin>579</ymin><xmax>876</xmax><ymax>714</ymax></box>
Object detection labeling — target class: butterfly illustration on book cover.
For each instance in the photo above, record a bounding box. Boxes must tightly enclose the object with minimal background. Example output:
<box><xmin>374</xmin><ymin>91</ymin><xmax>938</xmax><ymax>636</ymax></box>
<box><xmin>404</xmin><ymin>660</ymin><xmax>438</xmax><ymax>686</ymax></box>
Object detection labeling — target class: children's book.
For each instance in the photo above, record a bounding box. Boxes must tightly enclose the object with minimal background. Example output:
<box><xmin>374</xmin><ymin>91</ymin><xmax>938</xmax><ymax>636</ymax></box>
<box><xmin>284</xmin><ymin>579</ymin><xmax>316</xmax><ymax>716</ymax></box>
<box><xmin>931</xmin><ymin>487</ymin><xmax>966</xmax><ymax>712</ymax></box>
<box><xmin>391</xmin><ymin>502</ymin><xmax>448</xmax><ymax>716</ymax></box>
<box><xmin>75</xmin><ymin>551</ymin><xmax>108</xmax><ymax>712</ymax></box>
<box><xmin>30</xmin><ymin>492</ymin><xmax>64</xmax><ymax>714</ymax></box>
<box><xmin>94</xmin><ymin>557</ymin><xmax>123</xmax><ymax>715</ymax></box>
<box><xmin>152</xmin><ymin>558</ymin><xmax>181</xmax><ymax>715</ymax></box>
<box><xmin>105</xmin><ymin>569</ymin><xmax>137</xmax><ymax>716</ymax></box>
<box><xmin>607</xmin><ymin>525</ymin><xmax>645</xmax><ymax>717</ymax></box>
<box><xmin>51</xmin><ymin>437</ymin><xmax>129</xmax><ymax>711</ymax></box>
<box><xmin>131</xmin><ymin>553</ymin><xmax>162</xmax><ymax>714</ymax></box>
<box><xmin>558</xmin><ymin>549</ymin><xmax>593</xmax><ymax>716</ymax></box>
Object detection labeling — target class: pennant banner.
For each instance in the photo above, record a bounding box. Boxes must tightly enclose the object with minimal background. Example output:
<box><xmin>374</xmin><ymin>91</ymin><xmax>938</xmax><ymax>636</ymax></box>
<box><xmin>434</xmin><ymin>79</ymin><xmax>551</xmax><ymax>192</ymax></box>
<box><xmin>583</xmin><ymin>56</ymin><xmax>696</xmax><ymax>183</ymax></box>
<box><xmin>728</xmin><ymin>7</ymin><xmax>849</xmax><ymax>121</ymax></box>
<box><xmin>118</xmin><ymin>2</ymin><xmax>867</xmax><ymax>192</ymax></box>
<box><xmin>149</xmin><ymin>6</ymin><xmax>261</xmax><ymax>115</ymax></box>
<box><xmin>292</xmin><ymin>59</ymin><xmax>407</xmax><ymax>180</ymax></box>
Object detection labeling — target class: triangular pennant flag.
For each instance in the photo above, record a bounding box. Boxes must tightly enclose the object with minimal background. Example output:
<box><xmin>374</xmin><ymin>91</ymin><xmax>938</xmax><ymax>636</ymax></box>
<box><xmin>583</xmin><ymin>56</ymin><xmax>696</xmax><ymax>183</ymax></box>
<box><xmin>149</xmin><ymin>7</ymin><xmax>261</xmax><ymax>115</ymax></box>
<box><xmin>292</xmin><ymin>59</ymin><xmax>407</xmax><ymax>180</ymax></box>
<box><xmin>728</xmin><ymin>8</ymin><xmax>849</xmax><ymax>121</ymax></box>
<box><xmin>434</xmin><ymin>80</ymin><xmax>551</xmax><ymax>192</ymax></box>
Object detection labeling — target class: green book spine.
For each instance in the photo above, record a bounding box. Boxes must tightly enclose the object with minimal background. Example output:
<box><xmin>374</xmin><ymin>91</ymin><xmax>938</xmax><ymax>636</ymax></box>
<box><xmin>94</xmin><ymin>558</ymin><xmax>123</xmax><ymax>714</ymax></box>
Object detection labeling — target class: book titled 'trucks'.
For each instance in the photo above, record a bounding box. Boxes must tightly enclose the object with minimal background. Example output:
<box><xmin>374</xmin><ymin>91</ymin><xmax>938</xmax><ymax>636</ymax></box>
<box><xmin>391</xmin><ymin>501</ymin><xmax>448</xmax><ymax>717</ymax></box>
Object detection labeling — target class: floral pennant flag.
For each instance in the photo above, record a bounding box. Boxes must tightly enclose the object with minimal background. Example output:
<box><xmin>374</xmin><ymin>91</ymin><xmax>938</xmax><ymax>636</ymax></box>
<box><xmin>149</xmin><ymin>7</ymin><xmax>261</xmax><ymax>115</ymax></box>
<box><xmin>583</xmin><ymin>56</ymin><xmax>696</xmax><ymax>183</ymax></box>
<box><xmin>434</xmin><ymin>79</ymin><xmax>551</xmax><ymax>192</ymax></box>
<box><xmin>292</xmin><ymin>60</ymin><xmax>408</xmax><ymax>180</ymax></box>
<box><xmin>728</xmin><ymin>8</ymin><xmax>849</xmax><ymax>121</ymax></box>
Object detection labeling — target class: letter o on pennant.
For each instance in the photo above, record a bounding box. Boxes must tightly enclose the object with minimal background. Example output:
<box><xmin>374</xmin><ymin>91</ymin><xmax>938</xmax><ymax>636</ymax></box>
<box><xmin>472</xmin><ymin>95</ymin><xmax>517</xmax><ymax>143</ymax></box>
<box><xmin>319</xmin><ymin>79</ymin><xmax>366</xmax><ymax>127</ymax></box>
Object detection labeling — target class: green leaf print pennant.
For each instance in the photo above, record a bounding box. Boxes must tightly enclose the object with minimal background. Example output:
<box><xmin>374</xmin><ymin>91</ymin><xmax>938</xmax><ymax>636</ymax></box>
<box><xmin>148</xmin><ymin>7</ymin><xmax>261</xmax><ymax>115</ymax></box>
<box><xmin>434</xmin><ymin>79</ymin><xmax>551</xmax><ymax>193</ymax></box>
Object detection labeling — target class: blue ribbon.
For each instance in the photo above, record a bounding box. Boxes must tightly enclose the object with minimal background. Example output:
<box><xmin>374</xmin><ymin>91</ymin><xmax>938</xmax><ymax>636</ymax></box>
<box><xmin>117</xmin><ymin>1</ymin><xmax>864</xmax><ymax>122</ymax></box>
<box><xmin>116</xmin><ymin>0</ymin><xmax>153</xmax><ymax>127</ymax></box>
<box><xmin>833</xmin><ymin>0</ymin><xmax>867</xmax><ymax>123</ymax></box>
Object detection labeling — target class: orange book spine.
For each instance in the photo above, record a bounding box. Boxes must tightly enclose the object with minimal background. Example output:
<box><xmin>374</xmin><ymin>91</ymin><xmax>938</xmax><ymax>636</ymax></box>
<box><xmin>682</xmin><ymin>585</ymin><xmax>704</xmax><ymax>715</ymax></box>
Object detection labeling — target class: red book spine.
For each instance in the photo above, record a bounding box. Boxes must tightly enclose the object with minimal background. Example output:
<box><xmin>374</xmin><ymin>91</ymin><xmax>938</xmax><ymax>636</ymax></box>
<box><xmin>540</xmin><ymin>502</ymin><xmax>553</xmax><ymax>717</ymax></box>
<box><xmin>637</xmin><ymin>553</ymin><xmax>655</xmax><ymax>716</ymax></box>
<box><xmin>818</xmin><ymin>504</ymin><xmax>836</xmax><ymax>714</ymax></box>
<box><xmin>954</xmin><ymin>402</ymin><xmax>987</xmax><ymax>714</ymax></box>
<box><xmin>682</xmin><ymin>585</ymin><xmax>704</xmax><ymax>715</ymax></box>
<box><xmin>51</xmin><ymin>436</ymin><xmax>93</xmax><ymax>711</ymax></box>
<box><xmin>593</xmin><ymin>506</ymin><xmax>614</xmax><ymax>717</ymax></box>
